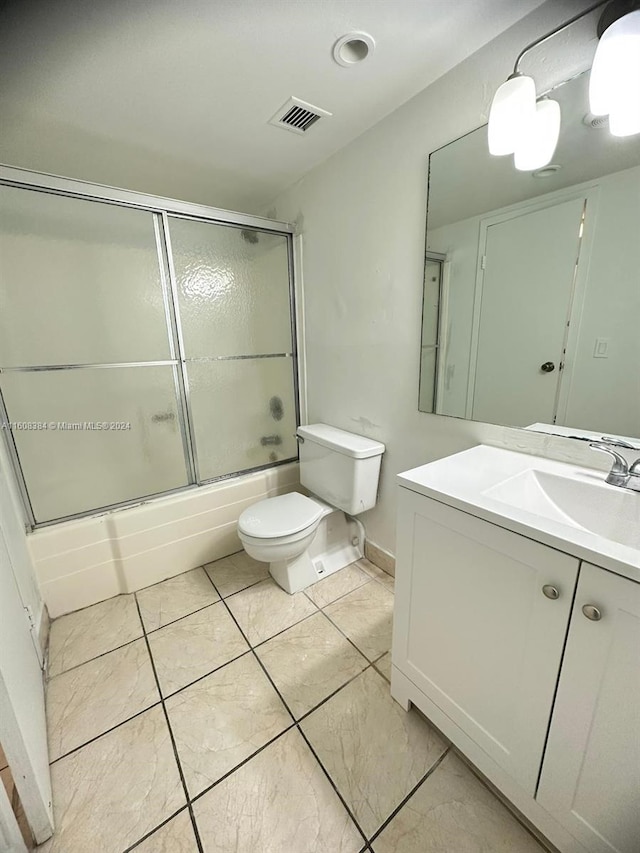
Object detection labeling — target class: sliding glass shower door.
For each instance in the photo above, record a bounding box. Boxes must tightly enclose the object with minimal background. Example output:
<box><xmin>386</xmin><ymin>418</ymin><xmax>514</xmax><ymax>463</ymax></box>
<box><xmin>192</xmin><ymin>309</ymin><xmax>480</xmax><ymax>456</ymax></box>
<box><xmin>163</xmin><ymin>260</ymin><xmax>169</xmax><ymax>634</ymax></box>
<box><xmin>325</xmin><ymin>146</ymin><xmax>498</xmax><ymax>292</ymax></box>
<box><xmin>0</xmin><ymin>186</ymin><xmax>190</xmax><ymax>523</ymax></box>
<box><xmin>168</xmin><ymin>217</ymin><xmax>297</xmax><ymax>480</ymax></box>
<box><xmin>0</xmin><ymin>179</ymin><xmax>297</xmax><ymax>526</ymax></box>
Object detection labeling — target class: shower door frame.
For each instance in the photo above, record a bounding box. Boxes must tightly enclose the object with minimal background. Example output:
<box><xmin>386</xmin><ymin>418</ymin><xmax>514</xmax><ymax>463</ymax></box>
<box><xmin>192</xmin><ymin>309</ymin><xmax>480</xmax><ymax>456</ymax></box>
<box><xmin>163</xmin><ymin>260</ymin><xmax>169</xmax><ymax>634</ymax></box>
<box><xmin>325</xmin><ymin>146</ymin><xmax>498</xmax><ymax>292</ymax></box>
<box><xmin>0</xmin><ymin>165</ymin><xmax>300</xmax><ymax>530</ymax></box>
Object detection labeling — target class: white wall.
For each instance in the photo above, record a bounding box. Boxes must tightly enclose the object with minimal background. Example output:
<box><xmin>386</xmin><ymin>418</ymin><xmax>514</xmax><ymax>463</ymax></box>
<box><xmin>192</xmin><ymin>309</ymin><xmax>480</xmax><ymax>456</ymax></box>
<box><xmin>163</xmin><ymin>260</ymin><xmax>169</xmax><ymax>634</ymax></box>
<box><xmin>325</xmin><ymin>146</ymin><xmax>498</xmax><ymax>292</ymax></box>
<box><xmin>270</xmin><ymin>0</ymin><xmax>611</xmax><ymax>556</ymax></box>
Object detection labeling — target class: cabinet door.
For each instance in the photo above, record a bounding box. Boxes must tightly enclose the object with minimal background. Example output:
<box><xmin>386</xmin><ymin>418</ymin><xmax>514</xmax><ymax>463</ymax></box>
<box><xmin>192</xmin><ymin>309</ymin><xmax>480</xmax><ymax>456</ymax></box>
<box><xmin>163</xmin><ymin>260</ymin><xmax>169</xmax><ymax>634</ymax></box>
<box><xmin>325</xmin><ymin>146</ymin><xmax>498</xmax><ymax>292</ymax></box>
<box><xmin>536</xmin><ymin>563</ymin><xmax>640</xmax><ymax>853</ymax></box>
<box><xmin>393</xmin><ymin>489</ymin><xmax>579</xmax><ymax>794</ymax></box>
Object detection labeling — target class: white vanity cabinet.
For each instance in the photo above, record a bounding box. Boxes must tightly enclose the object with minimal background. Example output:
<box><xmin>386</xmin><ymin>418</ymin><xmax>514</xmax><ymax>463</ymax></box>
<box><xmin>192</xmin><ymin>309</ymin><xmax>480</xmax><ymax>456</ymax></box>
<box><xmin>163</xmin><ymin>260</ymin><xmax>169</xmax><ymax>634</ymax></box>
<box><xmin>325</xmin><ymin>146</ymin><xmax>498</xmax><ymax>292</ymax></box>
<box><xmin>537</xmin><ymin>562</ymin><xmax>640</xmax><ymax>853</ymax></box>
<box><xmin>392</xmin><ymin>487</ymin><xmax>640</xmax><ymax>853</ymax></box>
<box><xmin>392</xmin><ymin>487</ymin><xmax>579</xmax><ymax>792</ymax></box>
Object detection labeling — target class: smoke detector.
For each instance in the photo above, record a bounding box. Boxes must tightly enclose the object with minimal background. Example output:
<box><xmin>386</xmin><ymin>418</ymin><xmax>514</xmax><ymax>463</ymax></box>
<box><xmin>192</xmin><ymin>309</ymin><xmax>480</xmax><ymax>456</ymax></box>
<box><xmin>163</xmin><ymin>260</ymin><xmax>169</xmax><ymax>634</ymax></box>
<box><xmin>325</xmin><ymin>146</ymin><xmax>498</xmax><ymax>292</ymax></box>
<box><xmin>269</xmin><ymin>97</ymin><xmax>332</xmax><ymax>135</ymax></box>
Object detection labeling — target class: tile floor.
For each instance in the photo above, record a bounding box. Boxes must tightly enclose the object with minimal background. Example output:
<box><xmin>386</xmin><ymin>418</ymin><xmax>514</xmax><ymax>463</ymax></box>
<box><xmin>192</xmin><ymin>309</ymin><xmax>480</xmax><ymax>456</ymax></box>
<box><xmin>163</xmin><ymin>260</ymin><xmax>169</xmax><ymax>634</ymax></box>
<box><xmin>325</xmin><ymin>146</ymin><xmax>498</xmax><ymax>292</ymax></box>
<box><xmin>37</xmin><ymin>553</ymin><xmax>547</xmax><ymax>853</ymax></box>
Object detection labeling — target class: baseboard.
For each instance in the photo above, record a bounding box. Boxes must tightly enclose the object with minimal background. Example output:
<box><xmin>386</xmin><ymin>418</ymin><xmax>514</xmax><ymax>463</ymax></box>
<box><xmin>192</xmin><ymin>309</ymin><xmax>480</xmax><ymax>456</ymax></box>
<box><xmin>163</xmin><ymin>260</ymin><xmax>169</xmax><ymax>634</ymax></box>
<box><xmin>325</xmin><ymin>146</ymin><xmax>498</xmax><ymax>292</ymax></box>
<box><xmin>364</xmin><ymin>539</ymin><xmax>396</xmax><ymax>577</ymax></box>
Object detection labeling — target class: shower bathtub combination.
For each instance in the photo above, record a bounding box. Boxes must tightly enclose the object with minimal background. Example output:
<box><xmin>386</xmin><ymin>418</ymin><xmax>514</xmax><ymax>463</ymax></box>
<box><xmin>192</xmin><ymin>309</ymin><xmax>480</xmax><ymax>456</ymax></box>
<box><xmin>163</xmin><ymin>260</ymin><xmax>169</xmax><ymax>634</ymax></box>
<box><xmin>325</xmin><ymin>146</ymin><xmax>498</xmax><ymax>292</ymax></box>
<box><xmin>0</xmin><ymin>166</ymin><xmax>302</xmax><ymax>615</ymax></box>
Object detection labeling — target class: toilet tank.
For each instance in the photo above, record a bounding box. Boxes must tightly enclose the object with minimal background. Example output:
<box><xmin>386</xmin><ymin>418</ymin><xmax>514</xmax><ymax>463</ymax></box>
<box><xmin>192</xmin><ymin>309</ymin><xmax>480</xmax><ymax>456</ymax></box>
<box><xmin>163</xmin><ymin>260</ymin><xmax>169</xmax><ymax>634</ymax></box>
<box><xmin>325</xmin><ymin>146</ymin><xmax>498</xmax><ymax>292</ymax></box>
<box><xmin>297</xmin><ymin>424</ymin><xmax>385</xmax><ymax>515</ymax></box>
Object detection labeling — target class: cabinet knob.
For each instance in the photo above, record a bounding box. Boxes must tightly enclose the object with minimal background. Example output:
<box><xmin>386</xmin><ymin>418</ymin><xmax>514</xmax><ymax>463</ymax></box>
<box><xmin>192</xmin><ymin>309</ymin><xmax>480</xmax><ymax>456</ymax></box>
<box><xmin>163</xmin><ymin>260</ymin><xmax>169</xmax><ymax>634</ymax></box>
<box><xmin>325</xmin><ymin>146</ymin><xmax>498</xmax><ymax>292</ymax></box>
<box><xmin>542</xmin><ymin>585</ymin><xmax>560</xmax><ymax>600</ymax></box>
<box><xmin>582</xmin><ymin>604</ymin><xmax>602</xmax><ymax>621</ymax></box>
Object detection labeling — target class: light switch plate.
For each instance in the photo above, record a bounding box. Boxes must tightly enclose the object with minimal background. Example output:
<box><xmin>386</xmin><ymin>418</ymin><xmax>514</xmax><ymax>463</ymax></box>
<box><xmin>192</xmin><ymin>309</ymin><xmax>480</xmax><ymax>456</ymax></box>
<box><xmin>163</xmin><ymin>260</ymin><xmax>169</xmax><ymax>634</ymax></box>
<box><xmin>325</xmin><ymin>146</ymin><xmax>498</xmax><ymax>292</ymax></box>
<box><xmin>593</xmin><ymin>338</ymin><xmax>609</xmax><ymax>358</ymax></box>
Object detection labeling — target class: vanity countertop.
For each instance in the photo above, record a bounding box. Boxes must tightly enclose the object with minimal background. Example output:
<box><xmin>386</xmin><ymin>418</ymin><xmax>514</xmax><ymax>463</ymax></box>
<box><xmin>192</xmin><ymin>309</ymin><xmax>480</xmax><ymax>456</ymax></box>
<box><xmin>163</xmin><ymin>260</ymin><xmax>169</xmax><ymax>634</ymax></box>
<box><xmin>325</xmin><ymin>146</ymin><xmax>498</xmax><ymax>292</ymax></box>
<box><xmin>398</xmin><ymin>445</ymin><xmax>640</xmax><ymax>584</ymax></box>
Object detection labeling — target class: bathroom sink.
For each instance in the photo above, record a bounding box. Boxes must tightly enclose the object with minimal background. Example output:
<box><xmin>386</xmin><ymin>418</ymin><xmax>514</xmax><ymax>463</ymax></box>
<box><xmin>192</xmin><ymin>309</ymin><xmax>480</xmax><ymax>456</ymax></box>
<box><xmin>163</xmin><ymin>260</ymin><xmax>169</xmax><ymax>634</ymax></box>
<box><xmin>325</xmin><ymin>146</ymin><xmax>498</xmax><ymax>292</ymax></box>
<box><xmin>397</xmin><ymin>444</ymin><xmax>640</xmax><ymax>583</ymax></box>
<box><xmin>484</xmin><ymin>469</ymin><xmax>640</xmax><ymax>550</ymax></box>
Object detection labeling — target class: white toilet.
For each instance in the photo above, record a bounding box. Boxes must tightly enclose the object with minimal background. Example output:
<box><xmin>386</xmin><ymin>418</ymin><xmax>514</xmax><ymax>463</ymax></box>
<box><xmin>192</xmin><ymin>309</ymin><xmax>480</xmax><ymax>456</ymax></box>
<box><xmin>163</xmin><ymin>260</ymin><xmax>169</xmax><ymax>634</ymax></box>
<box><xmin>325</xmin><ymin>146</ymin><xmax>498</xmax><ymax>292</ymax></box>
<box><xmin>237</xmin><ymin>424</ymin><xmax>385</xmax><ymax>594</ymax></box>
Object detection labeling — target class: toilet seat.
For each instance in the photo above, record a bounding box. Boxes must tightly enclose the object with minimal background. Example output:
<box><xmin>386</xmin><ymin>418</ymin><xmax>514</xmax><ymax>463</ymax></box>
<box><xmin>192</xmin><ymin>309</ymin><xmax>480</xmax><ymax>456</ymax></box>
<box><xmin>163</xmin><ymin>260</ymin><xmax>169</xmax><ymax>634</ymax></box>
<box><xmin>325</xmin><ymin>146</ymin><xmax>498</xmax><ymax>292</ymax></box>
<box><xmin>238</xmin><ymin>492</ymin><xmax>325</xmax><ymax>539</ymax></box>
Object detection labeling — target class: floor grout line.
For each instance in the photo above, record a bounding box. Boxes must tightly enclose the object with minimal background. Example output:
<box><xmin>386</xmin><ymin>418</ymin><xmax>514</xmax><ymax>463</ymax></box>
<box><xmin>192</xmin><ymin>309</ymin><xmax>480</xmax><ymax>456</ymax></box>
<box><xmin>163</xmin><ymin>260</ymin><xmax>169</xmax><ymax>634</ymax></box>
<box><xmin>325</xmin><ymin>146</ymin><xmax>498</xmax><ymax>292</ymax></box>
<box><xmin>367</xmin><ymin>746</ymin><xmax>451</xmax><ymax>846</ymax></box>
<box><xmin>48</xmin><ymin>699</ymin><xmax>163</xmax><ymax>766</ymax></box>
<box><xmin>294</xmin><ymin>662</ymin><xmax>374</xmax><ymax>725</ymax></box>
<box><xmin>211</xmin><ymin>573</ymin><xmax>271</xmax><ymax>601</ymax></box>
<box><xmin>302</xmin><ymin>570</ymin><xmax>371</xmax><ymax>609</ymax></box>
<box><xmin>452</xmin><ymin>747</ymin><xmax>556</xmax><ymax>853</ymax></box>
<box><xmin>168</xmin><ymin>657</ymin><xmax>375</xmax><ymax>806</ymax></box>
<box><xmin>47</xmin><ymin>631</ymin><xmax>145</xmax><ymax>681</ymax></box>
<box><xmin>45</xmin><ymin>556</ymin><xmax>382</xmax><ymax>678</ymax></box>
<box><xmin>248</xmin><ymin>607</ymin><xmax>319</xmax><ymax>648</ymax></box>
<box><xmin>319</xmin><ymin>600</ymin><xmax>387</xmax><ymax>663</ymax></box>
<box><xmin>371</xmin><ymin>650</ymin><xmax>391</xmax><ymax>682</ymax></box>
<box><xmin>189</xmin><ymin>724</ymin><xmax>296</xmax><ymax>805</ymax></box>
<box><xmin>294</xmin><ymin>724</ymin><xmax>369</xmax><ymax>849</ymax></box>
<box><xmin>143</xmin><ymin>559</ymin><xmax>379</xmax><ymax>660</ymax></box>
<box><xmin>203</xmin><ymin>563</ymin><xmax>390</xmax><ymax>727</ymax></box>
<box><xmin>45</xmin><ymin>558</ymin><xmax>256</xmax><ymax>680</ymax></box>
<box><xmin>48</xmin><ymin>560</ymin><xmax>394</xmax><ymax>850</ymax></box>
<box><xmin>47</xmin><ymin>564</ymin><xmax>269</xmax><ymax>681</ymax></box>
<box><xmin>161</xmin><ymin>648</ymin><xmax>253</xmax><ymax>700</ymax></box>
<box><xmin>133</xmin><ymin>596</ymin><xmax>206</xmax><ymax>853</ymax></box>
<box><xmin>356</xmin><ymin>557</ymin><xmax>396</xmax><ymax>586</ymax></box>
<box><xmin>121</xmin><ymin>803</ymin><xmax>190</xmax><ymax>852</ymax></box>
<box><xmin>136</xmin><ymin>595</ymin><xmax>222</xmax><ymax>637</ymax></box>
<box><xmin>44</xmin><ymin>558</ymin><xmax>544</xmax><ymax>851</ymax></box>
<box><xmin>205</xmin><ymin>569</ymin><xmax>371</xmax><ymax>849</ymax></box>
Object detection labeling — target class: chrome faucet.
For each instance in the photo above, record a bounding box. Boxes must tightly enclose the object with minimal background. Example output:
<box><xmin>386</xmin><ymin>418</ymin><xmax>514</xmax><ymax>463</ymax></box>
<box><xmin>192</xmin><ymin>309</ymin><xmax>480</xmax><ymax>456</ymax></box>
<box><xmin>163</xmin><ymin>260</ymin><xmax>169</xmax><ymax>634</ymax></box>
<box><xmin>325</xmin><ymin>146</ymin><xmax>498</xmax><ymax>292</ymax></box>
<box><xmin>589</xmin><ymin>437</ymin><xmax>640</xmax><ymax>492</ymax></box>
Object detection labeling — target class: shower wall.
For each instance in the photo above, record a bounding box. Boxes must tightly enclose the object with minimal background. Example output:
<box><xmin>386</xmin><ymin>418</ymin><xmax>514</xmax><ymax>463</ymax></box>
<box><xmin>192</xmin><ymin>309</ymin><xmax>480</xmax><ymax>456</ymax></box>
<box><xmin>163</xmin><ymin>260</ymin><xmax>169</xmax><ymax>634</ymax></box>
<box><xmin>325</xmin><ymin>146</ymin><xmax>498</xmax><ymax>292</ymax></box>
<box><xmin>0</xmin><ymin>173</ymin><xmax>299</xmax><ymax>529</ymax></box>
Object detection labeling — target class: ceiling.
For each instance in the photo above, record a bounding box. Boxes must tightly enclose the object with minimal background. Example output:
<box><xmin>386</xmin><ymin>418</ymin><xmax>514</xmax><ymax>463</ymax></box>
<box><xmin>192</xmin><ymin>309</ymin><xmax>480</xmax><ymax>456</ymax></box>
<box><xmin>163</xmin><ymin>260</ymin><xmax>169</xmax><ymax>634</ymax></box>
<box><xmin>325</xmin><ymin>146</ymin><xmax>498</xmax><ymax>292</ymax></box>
<box><xmin>0</xmin><ymin>0</ymin><xmax>547</xmax><ymax>214</ymax></box>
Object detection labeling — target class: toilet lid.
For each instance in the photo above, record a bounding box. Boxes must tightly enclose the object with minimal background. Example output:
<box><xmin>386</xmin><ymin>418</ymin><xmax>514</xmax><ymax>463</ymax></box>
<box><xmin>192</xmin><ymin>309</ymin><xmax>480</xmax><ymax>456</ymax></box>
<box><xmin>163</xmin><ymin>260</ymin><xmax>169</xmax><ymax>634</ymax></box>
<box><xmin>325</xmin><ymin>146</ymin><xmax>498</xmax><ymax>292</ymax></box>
<box><xmin>238</xmin><ymin>492</ymin><xmax>324</xmax><ymax>539</ymax></box>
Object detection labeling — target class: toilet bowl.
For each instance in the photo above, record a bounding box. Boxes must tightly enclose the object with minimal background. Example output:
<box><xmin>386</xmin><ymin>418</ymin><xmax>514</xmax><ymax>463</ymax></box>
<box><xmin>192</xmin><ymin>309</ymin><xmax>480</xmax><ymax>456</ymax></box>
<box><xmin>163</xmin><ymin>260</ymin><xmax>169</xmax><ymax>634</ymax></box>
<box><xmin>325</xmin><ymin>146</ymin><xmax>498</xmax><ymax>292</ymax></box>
<box><xmin>239</xmin><ymin>492</ymin><xmax>329</xmax><ymax>564</ymax></box>
<box><xmin>238</xmin><ymin>492</ymin><xmax>335</xmax><ymax>593</ymax></box>
<box><xmin>237</xmin><ymin>424</ymin><xmax>385</xmax><ymax>594</ymax></box>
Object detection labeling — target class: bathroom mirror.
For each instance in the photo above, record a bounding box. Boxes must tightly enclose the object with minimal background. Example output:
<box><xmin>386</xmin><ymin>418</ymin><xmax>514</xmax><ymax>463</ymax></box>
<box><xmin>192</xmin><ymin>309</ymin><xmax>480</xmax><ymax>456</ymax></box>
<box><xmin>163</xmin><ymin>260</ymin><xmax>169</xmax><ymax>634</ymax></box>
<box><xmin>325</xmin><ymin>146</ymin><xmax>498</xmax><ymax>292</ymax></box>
<box><xmin>420</xmin><ymin>70</ymin><xmax>640</xmax><ymax>440</ymax></box>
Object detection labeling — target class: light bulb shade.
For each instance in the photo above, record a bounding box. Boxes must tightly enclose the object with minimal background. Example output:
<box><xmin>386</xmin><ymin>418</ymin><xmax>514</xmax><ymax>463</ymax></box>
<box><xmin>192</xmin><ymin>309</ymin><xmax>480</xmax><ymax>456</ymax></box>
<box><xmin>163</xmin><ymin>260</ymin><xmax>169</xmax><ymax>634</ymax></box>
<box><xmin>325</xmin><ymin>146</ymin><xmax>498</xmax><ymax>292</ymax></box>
<box><xmin>488</xmin><ymin>75</ymin><xmax>537</xmax><ymax>155</ymax></box>
<box><xmin>589</xmin><ymin>10</ymin><xmax>640</xmax><ymax>118</ymax></box>
<box><xmin>609</xmin><ymin>98</ymin><xmax>640</xmax><ymax>136</ymax></box>
<box><xmin>514</xmin><ymin>99</ymin><xmax>561</xmax><ymax>172</ymax></box>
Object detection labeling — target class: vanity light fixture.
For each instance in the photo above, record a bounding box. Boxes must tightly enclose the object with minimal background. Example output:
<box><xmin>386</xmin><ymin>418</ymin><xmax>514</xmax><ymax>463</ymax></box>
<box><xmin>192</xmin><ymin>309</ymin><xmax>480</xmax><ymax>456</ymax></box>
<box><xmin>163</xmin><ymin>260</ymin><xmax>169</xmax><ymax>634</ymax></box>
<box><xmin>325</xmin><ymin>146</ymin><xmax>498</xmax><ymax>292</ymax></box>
<box><xmin>488</xmin><ymin>0</ymin><xmax>640</xmax><ymax>171</ymax></box>
<box><xmin>487</xmin><ymin>74</ymin><xmax>537</xmax><ymax>155</ymax></box>
<box><xmin>589</xmin><ymin>3</ymin><xmax>640</xmax><ymax>136</ymax></box>
<box><xmin>514</xmin><ymin>97</ymin><xmax>561</xmax><ymax>171</ymax></box>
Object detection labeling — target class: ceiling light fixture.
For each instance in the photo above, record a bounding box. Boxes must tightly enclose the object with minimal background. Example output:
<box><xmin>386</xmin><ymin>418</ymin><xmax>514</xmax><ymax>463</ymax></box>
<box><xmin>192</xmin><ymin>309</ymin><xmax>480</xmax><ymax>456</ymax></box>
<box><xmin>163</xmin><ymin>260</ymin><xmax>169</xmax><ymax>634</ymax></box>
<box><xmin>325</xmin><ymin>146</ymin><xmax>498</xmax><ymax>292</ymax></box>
<box><xmin>332</xmin><ymin>32</ymin><xmax>375</xmax><ymax>67</ymax></box>
<box><xmin>488</xmin><ymin>0</ymin><xmax>640</xmax><ymax>172</ymax></box>
<box><xmin>589</xmin><ymin>3</ymin><xmax>640</xmax><ymax>136</ymax></box>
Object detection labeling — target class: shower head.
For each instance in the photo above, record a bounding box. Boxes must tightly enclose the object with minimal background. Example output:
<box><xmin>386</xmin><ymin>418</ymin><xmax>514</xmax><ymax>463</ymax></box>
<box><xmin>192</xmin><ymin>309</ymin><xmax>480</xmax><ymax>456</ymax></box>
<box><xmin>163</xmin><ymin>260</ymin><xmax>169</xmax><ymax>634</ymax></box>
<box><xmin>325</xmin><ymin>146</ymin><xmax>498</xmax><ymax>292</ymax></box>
<box><xmin>241</xmin><ymin>229</ymin><xmax>259</xmax><ymax>244</ymax></box>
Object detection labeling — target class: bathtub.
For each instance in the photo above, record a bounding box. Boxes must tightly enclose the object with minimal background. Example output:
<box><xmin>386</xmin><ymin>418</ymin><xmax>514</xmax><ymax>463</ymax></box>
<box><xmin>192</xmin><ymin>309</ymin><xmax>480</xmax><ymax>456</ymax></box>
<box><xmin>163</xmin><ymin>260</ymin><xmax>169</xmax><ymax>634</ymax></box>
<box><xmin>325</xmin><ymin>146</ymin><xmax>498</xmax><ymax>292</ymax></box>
<box><xmin>29</xmin><ymin>463</ymin><xmax>300</xmax><ymax>617</ymax></box>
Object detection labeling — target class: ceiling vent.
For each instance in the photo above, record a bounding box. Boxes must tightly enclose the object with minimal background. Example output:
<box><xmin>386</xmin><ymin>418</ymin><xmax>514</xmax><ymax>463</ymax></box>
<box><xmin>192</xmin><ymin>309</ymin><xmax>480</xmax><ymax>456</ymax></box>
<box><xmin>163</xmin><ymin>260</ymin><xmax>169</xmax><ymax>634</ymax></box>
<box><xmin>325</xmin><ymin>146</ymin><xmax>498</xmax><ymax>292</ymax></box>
<box><xmin>269</xmin><ymin>97</ymin><xmax>332</xmax><ymax>135</ymax></box>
